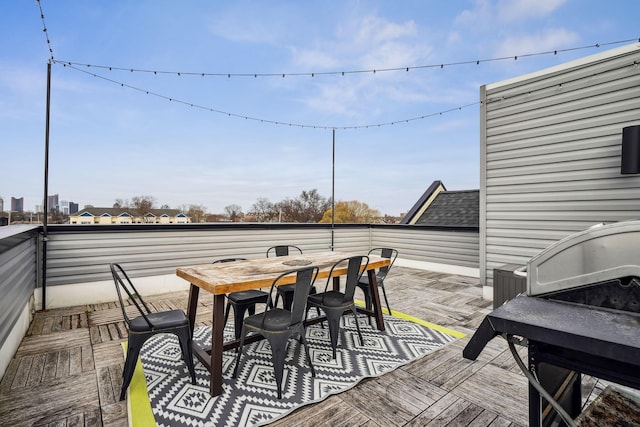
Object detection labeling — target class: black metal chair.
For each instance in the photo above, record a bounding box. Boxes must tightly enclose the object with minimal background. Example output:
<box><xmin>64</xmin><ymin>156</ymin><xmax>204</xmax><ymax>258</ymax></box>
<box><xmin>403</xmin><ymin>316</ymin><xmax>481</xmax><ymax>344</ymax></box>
<box><xmin>267</xmin><ymin>245</ymin><xmax>309</xmax><ymax>310</ymax></box>
<box><xmin>356</xmin><ymin>248</ymin><xmax>398</xmax><ymax>320</ymax></box>
<box><xmin>110</xmin><ymin>263</ymin><xmax>196</xmax><ymax>401</ymax></box>
<box><xmin>306</xmin><ymin>255</ymin><xmax>369</xmax><ymax>359</ymax></box>
<box><xmin>233</xmin><ymin>266</ymin><xmax>319</xmax><ymax>399</ymax></box>
<box><xmin>212</xmin><ymin>258</ymin><xmax>272</xmax><ymax>339</ymax></box>
<box><xmin>266</xmin><ymin>244</ymin><xmax>302</xmax><ymax>258</ymax></box>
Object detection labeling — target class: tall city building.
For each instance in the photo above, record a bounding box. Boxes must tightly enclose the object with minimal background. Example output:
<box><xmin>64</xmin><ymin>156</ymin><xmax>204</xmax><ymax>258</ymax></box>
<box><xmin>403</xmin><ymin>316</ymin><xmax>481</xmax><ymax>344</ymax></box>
<box><xmin>48</xmin><ymin>194</ymin><xmax>60</xmax><ymax>212</ymax></box>
<box><xmin>0</xmin><ymin>197</ymin><xmax>4</xmax><ymax>213</ymax></box>
<box><xmin>58</xmin><ymin>200</ymin><xmax>79</xmax><ymax>215</ymax></box>
<box><xmin>11</xmin><ymin>197</ymin><xmax>24</xmax><ymax>212</ymax></box>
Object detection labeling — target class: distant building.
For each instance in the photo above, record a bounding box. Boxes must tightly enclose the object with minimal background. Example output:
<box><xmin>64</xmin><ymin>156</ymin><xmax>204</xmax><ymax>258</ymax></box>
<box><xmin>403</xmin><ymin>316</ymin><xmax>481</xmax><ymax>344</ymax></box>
<box><xmin>11</xmin><ymin>197</ymin><xmax>24</xmax><ymax>213</ymax></box>
<box><xmin>60</xmin><ymin>200</ymin><xmax>78</xmax><ymax>215</ymax></box>
<box><xmin>69</xmin><ymin>207</ymin><xmax>190</xmax><ymax>225</ymax></box>
<box><xmin>47</xmin><ymin>194</ymin><xmax>60</xmax><ymax>212</ymax></box>
<box><xmin>0</xmin><ymin>197</ymin><xmax>3</xmax><ymax>213</ymax></box>
<box><xmin>401</xmin><ymin>180</ymin><xmax>479</xmax><ymax>228</ymax></box>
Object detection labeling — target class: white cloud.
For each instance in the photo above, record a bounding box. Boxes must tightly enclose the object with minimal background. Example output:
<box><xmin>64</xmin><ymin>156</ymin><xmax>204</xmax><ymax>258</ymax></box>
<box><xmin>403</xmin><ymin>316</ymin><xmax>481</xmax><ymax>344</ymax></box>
<box><xmin>497</xmin><ymin>0</ymin><xmax>567</xmax><ymax>21</ymax></box>
<box><xmin>291</xmin><ymin>13</ymin><xmax>433</xmax><ymax>117</ymax></box>
<box><xmin>494</xmin><ymin>27</ymin><xmax>580</xmax><ymax>56</ymax></box>
<box><xmin>206</xmin><ymin>5</ymin><xmax>290</xmax><ymax>45</ymax></box>
<box><xmin>351</xmin><ymin>15</ymin><xmax>418</xmax><ymax>47</ymax></box>
<box><xmin>456</xmin><ymin>0</ymin><xmax>567</xmax><ymax>26</ymax></box>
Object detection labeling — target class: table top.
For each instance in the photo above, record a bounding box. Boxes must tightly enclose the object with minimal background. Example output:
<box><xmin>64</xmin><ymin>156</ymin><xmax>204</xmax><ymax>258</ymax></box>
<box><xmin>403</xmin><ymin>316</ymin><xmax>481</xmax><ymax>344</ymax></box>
<box><xmin>176</xmin><ymin>251</ymin><xmax>390</xmax><ymax>295</ymax></box>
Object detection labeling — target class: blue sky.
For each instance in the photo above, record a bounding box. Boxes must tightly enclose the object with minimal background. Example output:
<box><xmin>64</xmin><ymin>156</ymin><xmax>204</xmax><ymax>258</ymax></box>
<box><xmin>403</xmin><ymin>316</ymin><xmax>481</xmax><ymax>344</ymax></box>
<box><xmin>1</xmin><ymin>1</ymin><xmax>638</xmax><ymax>216</ymax></box>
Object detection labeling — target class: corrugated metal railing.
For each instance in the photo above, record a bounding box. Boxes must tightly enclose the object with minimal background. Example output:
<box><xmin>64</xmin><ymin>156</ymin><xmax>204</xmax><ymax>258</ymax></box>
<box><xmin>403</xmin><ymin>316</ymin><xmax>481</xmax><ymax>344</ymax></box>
<box><xmin>0</xmin><ymin>225</ymin><xmax>40</xmax><ymax>350</ymax></box>
<box><xmin>44</xmin><ymin>223</ymin><xmax>479</xmax><ymax>286</ymax></box>
<box><xmin>0</xmin><ymin>222</ymin><xmax>478</xmax><ymax>378</ymax></box>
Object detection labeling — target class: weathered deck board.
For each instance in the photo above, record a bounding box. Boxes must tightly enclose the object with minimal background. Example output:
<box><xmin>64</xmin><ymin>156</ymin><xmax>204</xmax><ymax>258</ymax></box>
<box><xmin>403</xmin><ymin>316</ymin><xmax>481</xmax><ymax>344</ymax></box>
<box><xmin>452</xmin><ymin>363</ymin><xmax>529</xmax><ymax>426</ymax></box>
<box><xmin>0</xmin><ymin>266</ymin><xmax>608</xmax><ymax>426</ymax></box>
<box><xmin>0</xmin><ymin>370</ymin><xmax>99</xmax><ymax>427</ymax></box>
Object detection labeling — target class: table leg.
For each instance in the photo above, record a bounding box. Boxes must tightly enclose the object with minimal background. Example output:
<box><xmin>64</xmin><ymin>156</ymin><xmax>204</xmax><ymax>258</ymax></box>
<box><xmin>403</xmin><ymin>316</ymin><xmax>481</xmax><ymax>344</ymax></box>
<box><xmin>210</xmin><ymin>293</ymin><xmax>225</xmax><ymax>396</ymax></box>
<box><xmin>367</xmin><ymin>270</ymin><xmax>385</xmax><ymax>331</ymax></box>
<box><xmin>186</xmin><ymin>284</ymin><xmax>200</xmax><ymax>335</ymax></box>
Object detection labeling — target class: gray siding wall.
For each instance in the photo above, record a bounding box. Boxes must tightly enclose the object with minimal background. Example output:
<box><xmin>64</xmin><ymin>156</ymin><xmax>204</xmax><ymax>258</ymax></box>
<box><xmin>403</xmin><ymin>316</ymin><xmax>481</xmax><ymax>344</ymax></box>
<box><xmin>0</xmin><ymin>228</ymin><xmax>39</xmax><ymax>349</ymax></box>
<box><xmin>45</xmin><ymin>224</ymin><xmax>478</xmax><ymax>286</ymax></box>
<box><xmin>371</xmin><ymin>227</ymin><xmax>479</xmax><ymax>268</ymax></box>
<box><xmin>480</xmin><ymin>43</ymin><xmax>640</xmax><ymax>287</ymax></box>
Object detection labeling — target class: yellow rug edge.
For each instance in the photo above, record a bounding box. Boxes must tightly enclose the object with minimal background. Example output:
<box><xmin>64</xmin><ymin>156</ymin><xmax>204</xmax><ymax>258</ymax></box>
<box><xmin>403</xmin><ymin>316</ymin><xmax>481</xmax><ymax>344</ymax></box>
<box><xmin>122</xmin><ymin>342</ymin><xmax>156</xmax><ymax>427</ymax></box>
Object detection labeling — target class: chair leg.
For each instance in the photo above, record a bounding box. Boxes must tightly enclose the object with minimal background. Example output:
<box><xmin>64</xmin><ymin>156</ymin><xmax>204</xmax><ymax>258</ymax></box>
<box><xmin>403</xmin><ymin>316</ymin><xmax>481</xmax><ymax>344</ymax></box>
<box><xmin>306</xmin><ymin>303</ymin><xmax>325</xmax><ymax>328</ymax></box>
<box><xmin>350</xmin><ymin>306</ymin><xmax>365</xmax><ymax>346</ymax></box>
<box><xmin>361</xmin><ymin>286</ymin><xmax>372</xmax><ymax>311</ymax></box>
<box><xmin>324</xmin><ymin>310</ymin><xmax>342</xmax><ymax>359</ymax></box>
<box><xmin>223</xmin><ymin>302</ymin><xmax>232</xmax><ymax>328</ymax></box>
<box><xmin>233</xmin><ymin>325</ymin><xmax>248</xmax><ymax>378</ymax></box>
<box><xmin>247</xmin><ymin>304</ymin><xmax>256</xmax><ymax>315</ymax></box>
<box><xmin>266</xmin><ymin>333</ymin><xmax>290</xmax><ymax>399</ymax></box>
<box><xmin>120</xmin><ymin>333</ymin><xmax>148</xmax><ymax>401</ymax></box>
<box><xmin>176</xmin><ymin>327</ymin><xmax>197</xmax><ymax>384</ymax></box>
<box><xmin>299</xmin><ymin>327</ymin><xmax>316</xmax><ymax>377</ymax></box>
<box><xmin>380</xmin><ymin>285</ymin><xmax>391</xmax><ymax>315</ymax></box>
<box><xmin>233</xmin><ymin>305</ymin><xmax>249</xmax><ymax>340</ymax></box>
<box><xmin>360</xmin><ymin>286</ymin><xmax>373</xmax><ymax>326</ymax></box>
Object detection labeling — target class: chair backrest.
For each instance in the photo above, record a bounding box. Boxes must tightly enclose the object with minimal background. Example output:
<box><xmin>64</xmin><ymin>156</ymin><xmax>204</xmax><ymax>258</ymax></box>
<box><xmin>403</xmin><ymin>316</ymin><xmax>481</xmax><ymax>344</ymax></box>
<box><xmin>265</xmin><ymin>266</ymin><xmax>319</xmax><ymax>328</ymax></box>
<box><xmin>368</xmin><ymin>247</ymin><xmax>398</xmax><ymax>281</ymax></box>
<box><xmin>266</xmin><ymin>245</ymin><xmax>302</xmax><ymax>258</ymax></box>
<box><xmin>110</xmin><ymin>263</ymin><xmax>153</xmax><ymax>329</ymax></box>
<box><xmin>212</xmin><ymin>257</ymin><xmax>248</xmax><ymax>264</ymax></box>
<box><xmin>323</xmin><ymin>255</ymin><xmax>369</xmax><ymax>303</ymax></box>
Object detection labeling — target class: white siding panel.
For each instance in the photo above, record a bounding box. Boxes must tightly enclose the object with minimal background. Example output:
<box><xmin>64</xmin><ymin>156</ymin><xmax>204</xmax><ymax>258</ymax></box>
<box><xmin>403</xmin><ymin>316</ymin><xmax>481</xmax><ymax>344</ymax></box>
<box><xmin>45</xmin><ymin>225</ymin><xmax>479</xmax><ymax>286</ymax></box>
<box><xmin>481</xmin><ymin>43</ymin><xmax>640</xmax><ymax>288</ymax></box>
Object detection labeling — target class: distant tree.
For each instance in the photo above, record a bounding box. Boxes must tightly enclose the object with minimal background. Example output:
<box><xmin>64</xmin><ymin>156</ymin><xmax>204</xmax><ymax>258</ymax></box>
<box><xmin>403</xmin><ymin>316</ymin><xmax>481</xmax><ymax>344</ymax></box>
<box><xmin>380</xmin><ymin>214</ymin><xmax>401</xmax><ymax>224</ymax></box>
<box><xmin>187</xmin><ymin>204</ymin><xmax>207</xmax><ymax>223</ymax></box>
<box><xmin>131</xmin><ymin>195</ymin><xmax>156</xmax><ymax>213</ymax></box>
<box><xmin>275</xmin><ymin>189</ymin><xmax>330</xmax><ymax>222</ymax></box>
<box><xmin>113</xmin><ymin>199</ymin><xmax>128</xmax><ymax>209</ymax></box>
<box><xmin>160</xmin><ymin>204</ymin><xmax>171</xmax><ymax>209</ymax></box>
<box><xmin>319</xmin><ymin>200</ymin><xmax>381</xmax><ymax>224</ymax></box>
<box><xmin>249</xmin><ymin>198</ymin><xmax>277</xmax><ymax>222</ymax></box>
<box><xmin>49</xmin><ymin>209</ymin><xmax>67</xmax><ymax>224</ymax></box>
<box><xmin>205</xmin><ymin>213</ymin><xmax>227</xmax><ymax>222</ymax></box>
<box><xmin>224</xmin><ymin>204</ymin><xmax>244</xmax><ymax>222</ymax></box>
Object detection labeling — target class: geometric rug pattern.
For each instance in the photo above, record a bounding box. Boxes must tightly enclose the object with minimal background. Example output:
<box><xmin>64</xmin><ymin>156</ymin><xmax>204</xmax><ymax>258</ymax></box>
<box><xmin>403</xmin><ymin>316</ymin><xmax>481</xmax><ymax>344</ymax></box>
<box><xmin>137</xmin><ymin>313</ymin><xmax>458</xmax><ymax>427</ymax></box>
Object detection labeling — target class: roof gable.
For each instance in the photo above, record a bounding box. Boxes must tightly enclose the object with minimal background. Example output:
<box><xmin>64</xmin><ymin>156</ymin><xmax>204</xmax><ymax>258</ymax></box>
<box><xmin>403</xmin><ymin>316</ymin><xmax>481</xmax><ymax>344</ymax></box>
<box><xmin>414</xmin><ymin>190</ymin><xmax>479</xmax><ymax>228</ymax></box>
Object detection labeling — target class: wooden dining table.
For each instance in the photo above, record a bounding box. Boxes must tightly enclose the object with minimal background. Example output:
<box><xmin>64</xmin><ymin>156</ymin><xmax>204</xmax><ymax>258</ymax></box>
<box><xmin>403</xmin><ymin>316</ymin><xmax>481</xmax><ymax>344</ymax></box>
<box><xmin>176</xmin><ymin>250</ymin><xmax>391</xmax><ymax>396</ymax></box>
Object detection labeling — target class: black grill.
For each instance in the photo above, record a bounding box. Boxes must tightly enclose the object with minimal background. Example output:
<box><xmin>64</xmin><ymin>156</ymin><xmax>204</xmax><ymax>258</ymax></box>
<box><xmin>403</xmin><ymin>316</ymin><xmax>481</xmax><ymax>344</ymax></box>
<box><xmin>464</xmin><ymin>220</ymin><xmax>640</xmax><ymax>426</ymax></box>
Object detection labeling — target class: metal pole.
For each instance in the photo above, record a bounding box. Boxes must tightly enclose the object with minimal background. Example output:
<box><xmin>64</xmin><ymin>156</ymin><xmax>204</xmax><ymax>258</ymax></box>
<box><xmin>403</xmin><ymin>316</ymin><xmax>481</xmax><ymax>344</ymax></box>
<box><xmin>331</xmin><ymin>128</ymin><xmax>335</xmax><ymax>250</ymax></box>
<box><xmin>42</xmin><ymin>61</ymin><xmax>51</xmax><ymax>311</ymax></box>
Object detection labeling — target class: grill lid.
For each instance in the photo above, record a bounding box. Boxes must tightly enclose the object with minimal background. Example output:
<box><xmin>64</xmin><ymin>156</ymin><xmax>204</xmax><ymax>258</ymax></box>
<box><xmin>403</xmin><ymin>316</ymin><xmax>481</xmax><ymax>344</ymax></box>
<box><xmin>526</xmin><ymin>220</ymin><xmax>640</xmax><ymax>296</ymax></box>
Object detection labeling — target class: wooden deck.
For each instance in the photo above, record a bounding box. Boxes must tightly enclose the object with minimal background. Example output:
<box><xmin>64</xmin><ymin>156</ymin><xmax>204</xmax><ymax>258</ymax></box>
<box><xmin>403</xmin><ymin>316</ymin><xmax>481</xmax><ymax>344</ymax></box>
<box><xmin>0</xmin><ymin>266</ymin><xmax>605</xmax><ymax>426</ymax></box>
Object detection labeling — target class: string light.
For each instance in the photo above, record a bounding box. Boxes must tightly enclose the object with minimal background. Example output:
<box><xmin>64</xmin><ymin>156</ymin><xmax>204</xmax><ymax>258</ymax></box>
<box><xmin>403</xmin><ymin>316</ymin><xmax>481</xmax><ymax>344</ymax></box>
<box><xmin>36</xmin><ymin>2</ymin><xmax>640</xmax><ymax>131</ymax></box>
<box><xmin>51</xmin><ymin>38</ymin><xmax>639</xmax><ymax>80</ymax></box>
<box><xmin>36</xmin><ymin>0</ymin><xmax>54</xmax><ymax>61</ymax></box>
<box><xmin>62</xmin><ymin>55</ymin><xmax>640</xmax><ymax>131</ymax></box>
<box><xmin>483</xmin><ymin>60</ymin><xmax>639</xmax><ymax>105</ymax></box>
<box><xmin>63</xmin><ymin>63</ymin><xmax>480</xmax><ymax>130</ymax></box>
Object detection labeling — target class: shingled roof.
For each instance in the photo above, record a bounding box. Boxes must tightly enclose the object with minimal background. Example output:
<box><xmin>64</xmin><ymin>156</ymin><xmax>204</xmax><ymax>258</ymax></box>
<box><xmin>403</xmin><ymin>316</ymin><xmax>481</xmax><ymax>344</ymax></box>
<box><xmin>414</xmin><ymin>190</ymin><xmax>479</xmax><ymax>227</ymax></box>
<box><xmin>75</xmin><ymin>207</ymin><xmax>184</xmax><ymax>217</ymax></box>
<box><xmin>401</xmin><ymin>181</ymin><xmax>479</xmax><ymax>228</ymax></box>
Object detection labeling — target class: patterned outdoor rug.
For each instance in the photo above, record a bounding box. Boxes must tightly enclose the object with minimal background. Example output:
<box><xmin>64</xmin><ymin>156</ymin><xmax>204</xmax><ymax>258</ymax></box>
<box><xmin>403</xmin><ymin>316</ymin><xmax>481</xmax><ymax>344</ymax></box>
<box><xmin>128</xmin><ymin>311</ymin><xmax>463</xmax><ymax>427</ymax></box>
